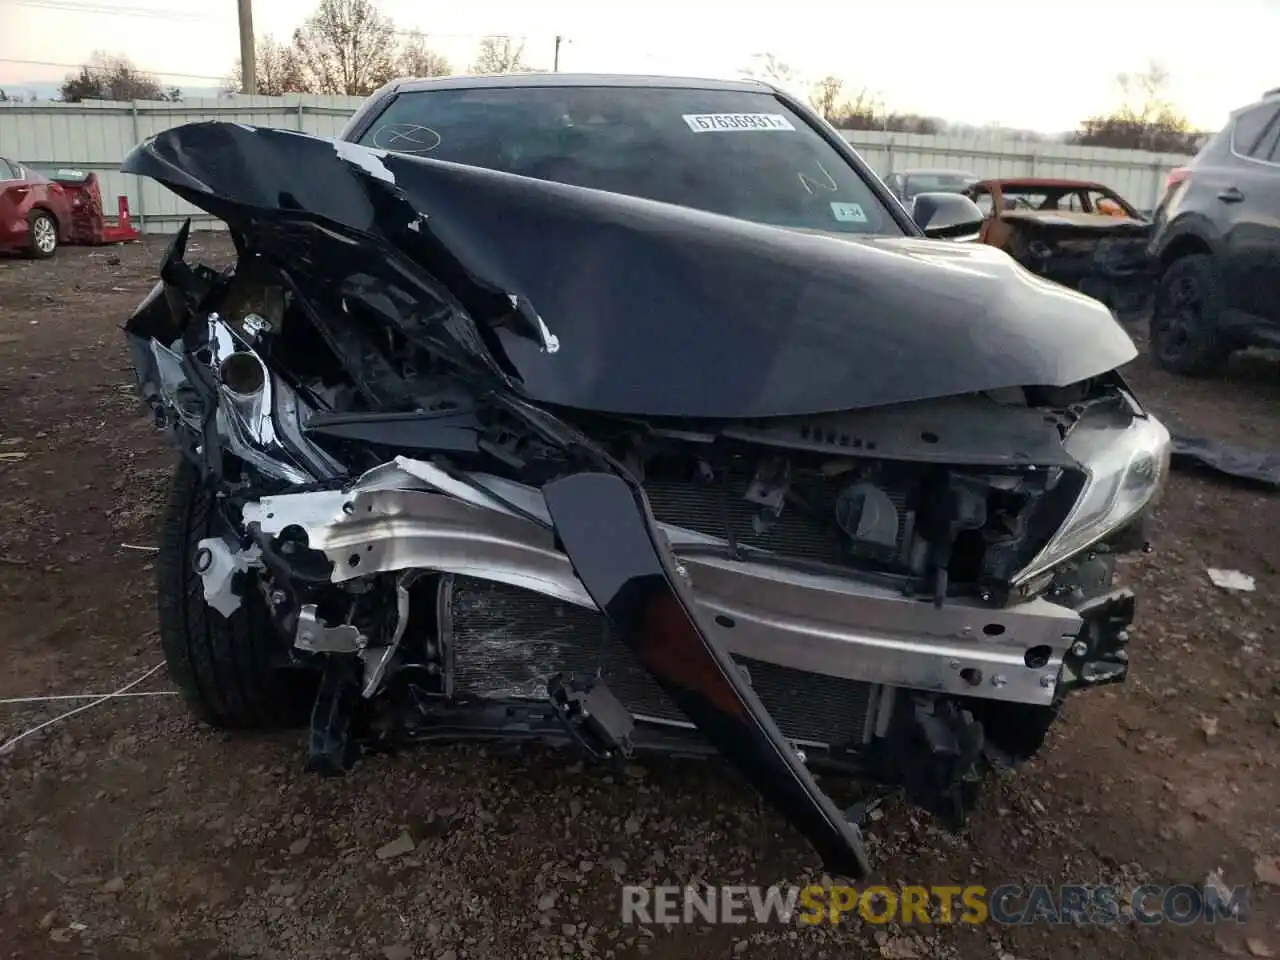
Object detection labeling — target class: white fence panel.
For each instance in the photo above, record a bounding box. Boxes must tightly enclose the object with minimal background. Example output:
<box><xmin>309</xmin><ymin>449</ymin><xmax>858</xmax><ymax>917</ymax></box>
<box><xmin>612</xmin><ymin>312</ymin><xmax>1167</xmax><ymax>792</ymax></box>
<box><xmin>1</xmin><ymin>96</ymin><xmax>1196</xmax><ymax>233</ymax></box>
<box><xmin>0</xmin><ymin>95</ymin><xmax>366</xmax><ymax>231</ymax></box>
<box><xmin>842</xmin><ymin>130</ymin><xmax>1191</xmax><ymax>212</ymax></box>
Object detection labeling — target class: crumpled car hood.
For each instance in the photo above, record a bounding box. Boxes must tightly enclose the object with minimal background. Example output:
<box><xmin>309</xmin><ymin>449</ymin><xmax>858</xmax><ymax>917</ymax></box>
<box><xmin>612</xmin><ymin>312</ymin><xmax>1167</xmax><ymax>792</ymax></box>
<box><xmin>121</xmin><ymin>121</ymin><xmax>1137</xmax><ymax>420</ymax></box>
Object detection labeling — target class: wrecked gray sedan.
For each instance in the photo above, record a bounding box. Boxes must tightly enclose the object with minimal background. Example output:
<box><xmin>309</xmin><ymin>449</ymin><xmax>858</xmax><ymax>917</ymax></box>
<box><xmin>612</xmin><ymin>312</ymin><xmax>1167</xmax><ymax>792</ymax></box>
<box><xmin>119</xmin><ymin>76</ymin><xmax>1169</xmax><ymax>876</ymax></box>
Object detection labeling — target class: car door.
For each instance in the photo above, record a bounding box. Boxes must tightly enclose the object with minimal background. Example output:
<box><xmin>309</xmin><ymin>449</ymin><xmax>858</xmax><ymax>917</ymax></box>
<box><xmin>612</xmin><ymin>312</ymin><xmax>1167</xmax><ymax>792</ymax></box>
<box><xmin>0</xmin><ymin>158</ymin><xmax>29</xmax><ymax>246</ymax></box>
<box><xmin>973</xmin><ymin>183</ymin><xmax>1010</xmax><ymax>246</ymax></box>
<box><xmin>962</xmin><ymin>185</ymin><xmax>987</xmax><ymax>236</ymax></box>
<box><xmin>1218</xmin><ymin>104</ymin><xmax>1280</xmax><ymax>324</ymax></box>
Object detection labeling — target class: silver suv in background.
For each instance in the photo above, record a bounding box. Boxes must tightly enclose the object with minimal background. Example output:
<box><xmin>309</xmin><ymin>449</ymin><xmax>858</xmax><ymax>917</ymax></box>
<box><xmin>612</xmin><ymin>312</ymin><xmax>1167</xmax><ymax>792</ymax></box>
<box><xmin>1147</xmin><ymin>88</ymin><xmax>1280</xmax><ymax>375</ymax></box>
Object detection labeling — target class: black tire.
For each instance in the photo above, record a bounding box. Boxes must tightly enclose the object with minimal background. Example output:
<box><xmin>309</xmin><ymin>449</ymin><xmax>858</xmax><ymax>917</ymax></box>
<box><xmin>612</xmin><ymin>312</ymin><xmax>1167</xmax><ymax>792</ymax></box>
<box><xmin>1148</xmin><ymin>253</ymin><xmax>1231</xmax><ymax>376</ymax></box>
<box><xmin>25</xmin><ymin>210</ymin><xmax>58</xmax><ymax>259</ymax></box>
<box><xmin>157</xmin><ymin>458</ymin><xmax>312</xmax><ymax>729</ymax></box>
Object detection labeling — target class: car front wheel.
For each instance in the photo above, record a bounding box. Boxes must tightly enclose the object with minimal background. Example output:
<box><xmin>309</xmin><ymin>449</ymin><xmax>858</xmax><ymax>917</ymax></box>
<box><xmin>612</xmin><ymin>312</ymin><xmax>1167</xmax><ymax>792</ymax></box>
<box><xmin>1149</xmin><ymin>253</ymin><xmax>1230</xmax><ymax>376</ymax></box>
<box><xmin>26</xmin><ymin>211</ymin><xmax>58</xmax><ymax>259</ymax></box>
<box><xmin>157</xmin><ymin>459</ymin><xmax>314</xmax><ymax>729</ymax></box>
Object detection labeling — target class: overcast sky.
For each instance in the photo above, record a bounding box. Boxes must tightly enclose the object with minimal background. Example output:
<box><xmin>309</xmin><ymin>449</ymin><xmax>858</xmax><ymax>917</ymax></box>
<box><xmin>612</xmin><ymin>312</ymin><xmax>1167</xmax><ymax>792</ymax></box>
<box><xmin>1</xmin><ymin>0</ymin><xmax>1275</xmax><ymax>132</ymax></box>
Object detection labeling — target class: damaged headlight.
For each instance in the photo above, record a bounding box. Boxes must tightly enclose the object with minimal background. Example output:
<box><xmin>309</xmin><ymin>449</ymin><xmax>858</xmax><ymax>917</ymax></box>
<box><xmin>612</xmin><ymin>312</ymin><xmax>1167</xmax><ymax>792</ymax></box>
<box><xmin>1015</xmin><ymin>412</ymin><xmax>1171</xmax><ymax>584</ymax></box>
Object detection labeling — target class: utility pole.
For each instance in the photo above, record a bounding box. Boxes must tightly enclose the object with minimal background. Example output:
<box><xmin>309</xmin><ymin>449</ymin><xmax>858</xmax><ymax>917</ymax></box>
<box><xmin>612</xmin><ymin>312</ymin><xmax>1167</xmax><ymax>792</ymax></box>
<box><xmin>553</xmin><ymin>35</ymin><xmax>562</xmax><ymax>72</ymax></box>
<box><xmin>237</xmin><ymin>0</ymin><xmax>257</xmax><ymax>95</ymax></box>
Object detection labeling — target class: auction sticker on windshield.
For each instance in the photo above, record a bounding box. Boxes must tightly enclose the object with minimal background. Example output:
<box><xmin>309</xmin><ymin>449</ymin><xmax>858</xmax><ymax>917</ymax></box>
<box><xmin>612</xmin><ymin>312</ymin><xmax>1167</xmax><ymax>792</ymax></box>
<box><xmin>683</xmin><ymin>113</ymin><xmax>797</xmax><ymax>132</ymax></box>
<box><xmin>830</xmin><ymin>202</ymin><xmax>868</xmax><ymax>223</ymax></box>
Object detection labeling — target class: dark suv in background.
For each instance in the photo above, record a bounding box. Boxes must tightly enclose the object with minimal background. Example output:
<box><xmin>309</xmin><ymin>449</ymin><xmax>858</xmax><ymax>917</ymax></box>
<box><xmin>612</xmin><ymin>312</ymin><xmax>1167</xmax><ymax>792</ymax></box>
<box><xmin>1147</xmin><ymin>88</ymin><xmax>1280</xmax><ymax>376</ymax></box>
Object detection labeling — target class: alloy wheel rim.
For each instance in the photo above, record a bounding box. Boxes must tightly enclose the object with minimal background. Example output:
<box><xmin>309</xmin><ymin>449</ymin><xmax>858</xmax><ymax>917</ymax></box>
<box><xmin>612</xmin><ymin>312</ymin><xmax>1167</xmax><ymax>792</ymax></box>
<box><xmin>34</xmin><ymin>217</ymin><xmax>56</xmax><ymax>253</ymax></box>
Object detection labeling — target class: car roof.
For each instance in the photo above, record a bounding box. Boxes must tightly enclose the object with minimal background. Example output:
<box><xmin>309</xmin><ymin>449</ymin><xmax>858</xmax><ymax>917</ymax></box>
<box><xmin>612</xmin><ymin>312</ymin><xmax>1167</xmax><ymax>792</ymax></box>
<box><xmin>1226</xmin><ymin>88</ymin><xmax>1280</xmax><ymax>122</ymax></box>
<box><xmin>392</xmin><ymin>73</ymin><xmax>773</xmax><ymax>94</ymax></box>
<box><xmin>897</xmin><ymin>168</ymin><xmax>978</xmax><ymax>177</ymax></box>
<box><xmin>975</xmin><ymin>177</ymin><xmax>1113</xmax><ymax>191</ymax></box>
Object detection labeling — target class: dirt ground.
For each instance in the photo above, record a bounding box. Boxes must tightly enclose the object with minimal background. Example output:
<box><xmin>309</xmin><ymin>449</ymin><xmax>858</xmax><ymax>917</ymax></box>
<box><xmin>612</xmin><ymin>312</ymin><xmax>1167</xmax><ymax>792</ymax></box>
<box><xmin>1</xmin><ymin>235</ymin><xmax>1278</xmax><ymax>960</ymax></box>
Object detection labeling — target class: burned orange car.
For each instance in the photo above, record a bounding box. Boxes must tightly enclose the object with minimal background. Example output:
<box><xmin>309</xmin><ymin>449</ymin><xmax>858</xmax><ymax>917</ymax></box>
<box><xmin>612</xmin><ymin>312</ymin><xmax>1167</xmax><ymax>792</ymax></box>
<box><xmin>962</xmin><ymin>178</ymin><xmax>1155</xmax><ymax>319</ymax></box>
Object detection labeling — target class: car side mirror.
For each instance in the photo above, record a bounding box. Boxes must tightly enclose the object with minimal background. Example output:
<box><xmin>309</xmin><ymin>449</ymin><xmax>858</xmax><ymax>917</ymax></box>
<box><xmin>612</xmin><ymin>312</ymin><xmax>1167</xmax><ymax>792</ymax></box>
<box><xmin>911</xmin><ymin>192</ymin><xmax>985</xmax><ymax>241</ymax></box>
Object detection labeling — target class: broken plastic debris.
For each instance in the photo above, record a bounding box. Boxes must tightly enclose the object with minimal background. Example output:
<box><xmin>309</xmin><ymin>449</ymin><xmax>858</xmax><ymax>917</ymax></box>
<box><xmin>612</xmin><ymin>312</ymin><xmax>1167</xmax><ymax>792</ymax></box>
<box><xmin>1207</xmin><ymin>568</ymin><xmax>1257</xmax><ymax>592</ymax></box>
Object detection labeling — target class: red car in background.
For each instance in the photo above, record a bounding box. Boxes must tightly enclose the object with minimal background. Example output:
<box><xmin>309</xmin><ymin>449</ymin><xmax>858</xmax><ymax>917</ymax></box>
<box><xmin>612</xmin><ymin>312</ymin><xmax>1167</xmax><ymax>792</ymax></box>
<box><xmin>0</xmin><ymin>157</ymin><xmax>71</xmax><ymax>258</ymax></box>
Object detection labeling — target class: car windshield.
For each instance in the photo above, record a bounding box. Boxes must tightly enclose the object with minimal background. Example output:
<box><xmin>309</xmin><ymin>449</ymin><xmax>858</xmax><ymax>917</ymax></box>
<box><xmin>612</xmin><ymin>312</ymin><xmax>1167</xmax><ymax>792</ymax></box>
<box><xmin>356</xmin><ymin>85</ymin><xmax>904</xmax><ymax>236</ymax></box>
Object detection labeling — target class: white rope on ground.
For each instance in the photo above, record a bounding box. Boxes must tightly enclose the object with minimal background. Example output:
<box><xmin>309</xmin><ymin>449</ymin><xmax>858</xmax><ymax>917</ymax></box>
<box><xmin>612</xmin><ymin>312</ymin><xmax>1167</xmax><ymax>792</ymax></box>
<box><xmin>0</xmin><ymin>691</ymin><xmax>178</xmax><ymax>705</ymax></box>
<box><xmin>0</xmin><ymin>662</ymin><xmax>167</xmax><ymax>756</ymax></box>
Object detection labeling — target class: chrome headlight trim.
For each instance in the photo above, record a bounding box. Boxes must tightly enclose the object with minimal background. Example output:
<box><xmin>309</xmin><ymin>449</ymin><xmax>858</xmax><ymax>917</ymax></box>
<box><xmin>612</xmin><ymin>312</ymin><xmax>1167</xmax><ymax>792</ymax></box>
<box><xmin>1013</xmin><ymin>412</ymin><xmax>1171</xmax><ymax>584</ymax></box>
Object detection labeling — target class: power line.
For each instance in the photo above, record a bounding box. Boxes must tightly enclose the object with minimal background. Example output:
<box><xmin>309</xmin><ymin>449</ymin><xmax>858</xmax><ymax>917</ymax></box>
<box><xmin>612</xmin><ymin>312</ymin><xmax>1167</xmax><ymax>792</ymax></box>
<box><xmin>391</xmin><ymin>30</ymin><xmax>530</xmax><ymax>40</ymax></box>
<box><xmin>0</xmin><ymin>57</ymin><xmax>229</xmax><ymax>82</ymax></box>
<box><xmin>13</xmin><ymin>1</ymin><xmax>545</xmax><ymax>45</ymax></box>
<box><xmin>9</xmin><ymin>0</ymin><xmax>228</xmax><ymax>22</ymax></box>
<box><xmin>14</xmin><ymin>2</ymin><xmax>523</xmax><ymax>34</ymax></box>
<box><xmin>12</xmin><ymin>1</ymin><xmax>579</xmax><ymax>57</ymax></box>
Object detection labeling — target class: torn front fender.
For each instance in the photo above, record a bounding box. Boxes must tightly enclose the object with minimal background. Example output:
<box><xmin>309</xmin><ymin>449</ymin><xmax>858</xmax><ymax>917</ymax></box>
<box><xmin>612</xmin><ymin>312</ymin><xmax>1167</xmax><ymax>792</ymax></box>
<box><xmin>542</xmin><ymin>471</ymin><xmax>872</xmax><ymax>878</ymax></box>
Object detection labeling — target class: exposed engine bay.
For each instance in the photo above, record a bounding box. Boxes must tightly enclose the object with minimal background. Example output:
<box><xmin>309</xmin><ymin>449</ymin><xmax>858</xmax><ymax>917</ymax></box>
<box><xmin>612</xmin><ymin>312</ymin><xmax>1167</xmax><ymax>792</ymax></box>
<box><xmin>120</xmin><ymin>121</ymin><xmax>1170</xmax><ymax>876</ymax></box>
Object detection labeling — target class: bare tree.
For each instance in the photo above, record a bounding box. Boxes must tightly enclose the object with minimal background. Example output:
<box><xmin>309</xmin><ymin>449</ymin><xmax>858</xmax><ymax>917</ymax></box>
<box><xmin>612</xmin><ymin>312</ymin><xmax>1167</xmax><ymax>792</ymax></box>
<box><xmin>1071</xmin><ymin>61</ymin><xmax>1200</xmax><ymax>152</ymax></box>
<box><xmin>815</xmin><ymin>84</ymin><xmax>942</xmax><ymax>135</ymax></box>
<box><xmin>878</xmin><ymin>113</ymin><xmax>944</xmax><ymax>135</ymax></box>
<box><xmin>829</xmin><ymin>87</ymin><xmax>882</xmax><ymax>129</ymax></box>
<box><xmin>810</xmin><ymin>75</ymin><xmax>843</xmax><ymax>121</ymax></box>
<box><xmin>1116</xmin><ymin>61</ymin><xmax>1175</xmax><ymax>126</ymax></box>
<box><xmin>59</xmin><ymin>52</ymin><xmax>178</xmax><ymax>102</ymax></box>
<box><xmin>740</xmin><ymin>53</ymin><xmax>799</xmax><ymax>88</ymax></box>
<box><xmin>397</xmin><ymin>31</ymin><xmax>452</xmax><ymax>78</ymax></box>
<box><xmin>0</xmin><ymin>89</ymin><xmax>10</xmax><ymax>103</ymax></box>
<box><xmin>226</xmin><ymin>35</ymin><xmax>307</xmax><ymax>95</ymax></box>
<box><xmin>471</xmin><ymin>36</ymin><xmax>527</xmax><ymax>74</ymax></box>
<box><xmin>291</xmin><ymin>0</ymin><xmax>397</xmax><ymax>96</ymax></box>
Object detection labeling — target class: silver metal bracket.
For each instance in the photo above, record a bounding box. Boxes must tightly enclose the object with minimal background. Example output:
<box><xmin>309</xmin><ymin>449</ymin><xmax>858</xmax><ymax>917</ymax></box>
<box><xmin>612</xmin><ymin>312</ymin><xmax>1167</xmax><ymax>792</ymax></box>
<box><xmin>295</xmin><ymin>604</ymin><xmax>367</xmax><ymax>654</ymax></box>
<box><xmin>194</xmin><ymin>537</ymin><xmax>262</xmax><ymax>618</ymax></box>
<box><xmin>357</xmin><ymin>572</ymin><xmax>422</xmax><ymax>697</ymax></box>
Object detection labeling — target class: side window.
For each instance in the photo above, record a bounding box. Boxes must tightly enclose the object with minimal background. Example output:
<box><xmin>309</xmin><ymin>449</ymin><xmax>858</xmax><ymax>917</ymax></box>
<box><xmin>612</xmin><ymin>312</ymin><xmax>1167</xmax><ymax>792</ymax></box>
<box><xmin>1003</xmin><ymin>190</ymin><xmax>1052</xmax><ymax>209</ymax></box>
<box><xmin>1257</xmin><ymin>118</ymin><xmax>1280</xmax><ymax>163</ymax></box>
<box><xmin>971</xmin><ymin>189</ymin><xmax>993</xmax><ymax>216</ymax></box>
<box><xmin>1089</xmin><ymin>190</ymin><xmax>1126</xmax><ymax>215</ymax></box>
<box><xmin>1231</xmin><ymin>104</ymin><xmax>1280</xmax><ymax>158</ymax></box>
<box><xmin>1051</xmin><ymin>191</ymin><xmax>1084</xmax><ymax>212</ymax></box>
<box><xmin>0</xmin><ymin>159</ymin><xmax>16</xmax><ymax>180</ymax></box>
